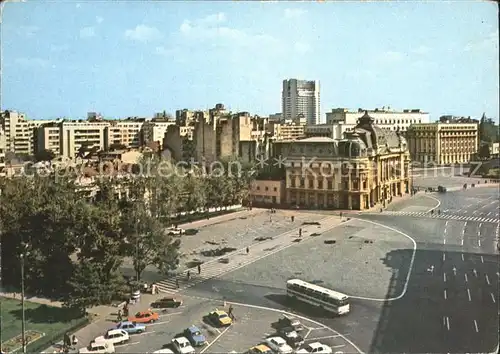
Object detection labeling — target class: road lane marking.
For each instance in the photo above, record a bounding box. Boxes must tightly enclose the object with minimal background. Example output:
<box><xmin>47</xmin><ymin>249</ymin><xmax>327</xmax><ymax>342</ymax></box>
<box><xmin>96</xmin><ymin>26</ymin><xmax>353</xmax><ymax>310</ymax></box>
<box><xmin>444</xmin><ymin>290</ymin><xmax>447</xmax><ymax>300</ymax></box>
<box><xmin>465</xmin><ymin>273</ymin><xmax>468</xmax><ymax>282</ymax></box>
<box><xmin>491</xmin><ymin>293</ymin><xmax>496</xmax><ymax>303</ymax></box>
<box><xmin>479</xmin><ymin>223</ymin><xmax>482</xmax><ymax>228</ymax></box>
<box><xmin>444</xmin><ymin>228</ymin><xmax>447</xmax><ymax>234</ymax></box>
<box><xmin>443</xmin><ymin>272</ymin><xmax>446</xmax><ymax>282</ymax></box>
<box><xmin>425</xmin><ymin>195</ymin><xmax>441</xmax><ymax>213</ymax></box>
<box><xmin>306</xmin><ymin>335</ymin><xmax>343</xmax><ymax>342</ymax></box>
<box><xmin>474</xmin><ymin>320</ymin><xmax>479</xmax><ymax>333</ymax></box>
<box><xmin>443</xmin><ymin>253</ymin><xmax>446</xmax><ymax>262</ymax></box>
<box><xmin>228</xmin><ymin>302</ymin><xmax>363</xmax><ymax>354</ymax></box>
<box><xmin>200</xmin><ymin>326</ymin><xmax>231</xmax><ymax>354</ymax></box>
<box><xmin>148</xmin><ymin>320</ymin><xmax>173</xmax><ymax>326</ymax></box>
<box><xmin>446</xmin><ymin>316</ymin><xmax>450</xmax><ymax>331</ymax></box>
<box><xmin>304</xmin><ymin>328</ymin><xmax>312</xmax><ymax>339</ymax></box>
<box><xmin>464</xmin><ymin>221</ymin><xmax>468</xmax><ymax>229</ymax></box>
<box><xmin>481</xmin><ymin>256</ymin><xmax>484</xmax><ymax>263</ymax></box>
<box><xmin>333</xmin><ymin>345</ymin><xmax>346</xmax><ymax>349</ymax></box>
<box><xmin>473</xmin><ymin>269</ymin><xmax>478</xmax><ymax>277</ymax></box>
<box><xmin>116</xmin><ymin>341</ymin><xmax>140</xmax><ymax>347</ymax></box>
<box><xmin>467</xmin><ymin>288</ymin><xmax>471</xmax><ymax>301</ymax></box>
<box><xmin>486</xmin><ymin>274</ymin><xmax>490</xmax><ymax>285</ymax></box>
<box><xmin>461</xmin><ymin>239</ymin><xmax>464</xmax><ymax>246</ymax></box>
<box><xmin>461</xmin><ymin>253</ymin><xmax>464</xmax><ymax>260</ymax></box>
<box><xmin>135</xmin><ymin>330</ymin><xmax>157</xmax><ymax>335</ymax></box>
<box><xmin>349</xmin><ymin>219</ymin><xmax>416</xmax><ymax>302</ymax></box>
<box><xmin>443</xmin><ymin>238</ymin><xmax>446</xmax><ymax>244</ymax></box>
<box><xmin>478</xmin><ymin>239</ymin><xmax>481</xmax><ymax>247</ymax></box>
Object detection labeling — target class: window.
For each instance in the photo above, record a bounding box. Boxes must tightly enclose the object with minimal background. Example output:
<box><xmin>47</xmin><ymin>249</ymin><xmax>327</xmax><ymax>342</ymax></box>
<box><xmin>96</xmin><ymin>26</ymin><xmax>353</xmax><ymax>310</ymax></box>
<box><xmin>300</xmin><ymin>178</ymin><xmax>305</xmax><ymax>187</ymax></box>
<box><xmin>257</xmin><ymin>186</ymin><xmax>260</xmax><ymax>190</ymax></box>
<box><xmin>265</xmin><ymin>186</ymin><xmax>269</xmax><ymax>191</ymax></box>
<box><xmin>327</xmin><ymin>180</ymin><xmax>333</xmax><ymax>189</ymax></box>
<box><xmin>317</xmin><ymin>179</ymin><xmax>323</xmax><ymax>189</ymax></box>
<box><xmin>274</xmin><ymin>187</ymin><xmax>277</xmax><ymax>192</ymax></box>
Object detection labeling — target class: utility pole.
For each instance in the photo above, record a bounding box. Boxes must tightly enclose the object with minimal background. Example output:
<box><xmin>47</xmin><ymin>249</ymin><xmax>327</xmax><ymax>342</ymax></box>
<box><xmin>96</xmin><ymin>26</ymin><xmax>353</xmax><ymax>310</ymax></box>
<box><xmin>20</xmin><ymin>242</ymin><xmax>28</xmax><ymax>354</ymax></box>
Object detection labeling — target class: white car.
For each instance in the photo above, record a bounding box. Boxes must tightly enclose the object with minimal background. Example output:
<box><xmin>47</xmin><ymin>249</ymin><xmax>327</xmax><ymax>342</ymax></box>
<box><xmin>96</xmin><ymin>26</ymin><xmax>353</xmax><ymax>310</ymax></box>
<box><xmin>296</xmin><ymin>342</ymin><xmax>332</xmax><ymax>354</ymax></box>
<box><xmin>79</xmin><ymin>341</ymin><xmax>115</xmax><ymax>353</ymax></box>
<box><xmin>264</xmin><ymin>336</ymin><xmax>293</xmax><ymax>354</ymax></box>
<box><xmin>94</xmin><ymin>329</ymin><xmax>129</xmax><ymax>346</ymax></box>
<box><xmin>151</xmin><ymin>350</ymin><xmax>175</xmax><ymax>354</ymax></box>
<box><xmin>171</xmin><ymin>337</ymin><xmax>195</xmax><ymax>354</ymax></box>
<box><xmin>167</xmin><ymin>227</ymin><xmax>185</xmax><ymax>235</ymax></box>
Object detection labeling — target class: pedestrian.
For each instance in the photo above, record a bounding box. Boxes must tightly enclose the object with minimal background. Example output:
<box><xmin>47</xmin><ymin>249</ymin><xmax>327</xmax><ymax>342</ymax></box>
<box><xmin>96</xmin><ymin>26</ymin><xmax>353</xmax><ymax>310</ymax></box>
<box><xmin>72</xmin><ymin>335</ymin><xmax>78</xmax><ymax>349</ymax></box>
<box><xmin>176</xmin><ymin>278</ymin><xmax>179</xmax><ymax>288</ymax></box>
<box><xmin>117</xmin><ymin>308</ymin><xmax>123</xmax><ymax>322</ymax></box>
<box><xmin>340</xmin><ymin>212</ymin><xmax>343</xmax><ymax>219</ymax></box>
<box><xmin>187</xmin><ymin>270</ymin><xmax>191</xmax><ymax>280</ymax></box>
<box><xmin>228</xmin><ymin>304</ymin><xmax>234</xmax><ymax>320</ymax></box>
<box><xmin>123</xmin><ymin>304</ymin><xmax>129</xmax><ymax>317</ymax></box>
<box><xmin>197</xmin><ymin>264</ymin><xmax>201</xmax><ymax>274</ymax></box>
<box><xmin>151</xmin><ymin>284</ymin><xmax>157</xmax><ymax>295</ymax></box>
<box><xmin>143</xmin><ymin>282</ymin><xmax>149</xmax><ymax>293</ymax></box>
<box><xmin>438</xmin><ymin>209</ymin><xmax>441</xmax><ymax>215</ymax></box>
<box><xmin>291</xmin><ymin>215</ymin><xmax>295</xmax><ymax>222</ymax></box>
<box><xmin>246</xmin><ymin>246</ymin><xmax>249</xmax><ymax>254</ymax></box>
<box><xmin>299</xmin><ymin>228</ymin><xmax>302</xmax><ymax>237</ymax></box>
<box><xmin>63</xmin><ymin>332</ymin><xmax>71</xmax><ymax>351</ymax></box>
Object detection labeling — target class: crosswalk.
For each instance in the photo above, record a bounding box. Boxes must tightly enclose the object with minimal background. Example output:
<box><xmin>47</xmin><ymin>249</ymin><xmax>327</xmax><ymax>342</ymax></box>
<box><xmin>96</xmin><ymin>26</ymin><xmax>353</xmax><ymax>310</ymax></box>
<box><xmin>155</xmin><ymin>216</ymin><xmax>342</xmax><ymax>294</ymax></box>
<box><xmin>376</xmin><ymin>211</ymin><xmax>499</xmax><ymax>224</ymax></box>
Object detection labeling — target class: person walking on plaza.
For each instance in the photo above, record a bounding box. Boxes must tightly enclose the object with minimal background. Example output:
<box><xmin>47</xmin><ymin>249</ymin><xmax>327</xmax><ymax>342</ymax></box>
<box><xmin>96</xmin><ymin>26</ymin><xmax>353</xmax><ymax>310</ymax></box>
<box><xmin>176</xmin><ymin>278</ymin><xmax>179</xmax><ymax>288</ymax></box>
<box><xmin>291</xmin><ymin>215</ymin><xmax>295</xmax><ymax>222</ymax></box>
<box><xmin>72</xmin><ymin>335</ymin><xmax>78</xmax><ymax>349</ymax></box>
<box><xmin>197</xmin><ymin>264</ymin><xmax>201</xmax><ymax>274</ymax></box>
<box><xmin>299</xmin><ymin>228</ymin><xmax>302</xmax><ymax>237</ymax></box>
<box><xmin>187</xmin><ymin>270</ymin><xmax>191</xmax><ymax>281</ymax></box>
<box><xmin>228</xmin><ymin>304</ymin><xmax>235</xmax><ymax>320</ymax></box>
<box><xmin>246</xmin><ymin>246</ymin><xmax>249</xmax><ymax>254</ymax></box>
<box><xmin>117</xmin><ymin>308</ymin><xmax>123</xmax><ymax>322</ymax></box>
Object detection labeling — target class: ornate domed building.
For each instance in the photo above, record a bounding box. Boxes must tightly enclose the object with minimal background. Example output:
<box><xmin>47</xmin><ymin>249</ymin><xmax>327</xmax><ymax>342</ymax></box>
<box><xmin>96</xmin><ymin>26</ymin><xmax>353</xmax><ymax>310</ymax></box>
<box><xmin>276</xmin><ymin>111</ymin><xmax>411</xmax><ymax>210</ymax></box>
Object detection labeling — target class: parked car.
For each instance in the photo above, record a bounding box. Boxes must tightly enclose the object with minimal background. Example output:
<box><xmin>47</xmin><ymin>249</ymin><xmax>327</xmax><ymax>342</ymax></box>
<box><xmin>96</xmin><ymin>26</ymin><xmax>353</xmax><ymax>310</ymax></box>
<box><xmin>167</xmin><ymin>227</ymin><xmax>185</xmax><ymax>235</ymax></box>
<box><xmin>296</xmin><ymin>342</ymin><xmax>332</xmax><ymax>354</ymax></box>
<box><xmin>437</xmin><ymin>185</ymin><xmax>447</xmax><ymax>193</ymax></box>
<box><xmin>246</xmin><ymin>344</ymin><xmax>273</xmax><ymax>354</ymax></box>
<box><xmin>206</xmin><ymin>309</ymin><xmax>233</xmax><ymax>327</ymax></box>
<box><xmin>171</xmin><ymin>337</ymin><xmax>195</xmax><ymax>354</ymax></box>
<box><xmin>265</xmin><ymin>336</ymin><xmax>293</xmax><ymax>354</ymax></box>
<box><xmin>276</xmin><ymin>315</ymin><xmax>304</xmax><ymax>332</ymax></box>
<box><xmin>151</xmin><ymin>297</ymin><xmax>183</xmax><ymax>308</ymax></box>
<box><xmin>114</xmin><ymin>321</ymin><xmax>146</xmax><ymax>334</ymax></box>
<box><xmin>183</xmin><ymin>325</ymin><xmax>207</xmax><ymax>346</ymax></box>
<box><xmin>277</xmin><ymin>326</ymin><xmax>304</xmax><ymax>348</ymax></box>
<box><xmin>151</xmin><ymin>350</ymin><xmax>174</xmax><ymax>354</ymax></box>
<box><xmin>79</xmin><ymin>341</ymin><xmax>115</xmax><ymax>353</ymax></box>
<box><xmin>94</xmin><ymin>329</ymin><xmax>129</xmax><ymax>346</ymax></box>
<box><xmin>128</xmin><ymin>310</ymin><xmax>159</xmax><ymax>323</ymax></box>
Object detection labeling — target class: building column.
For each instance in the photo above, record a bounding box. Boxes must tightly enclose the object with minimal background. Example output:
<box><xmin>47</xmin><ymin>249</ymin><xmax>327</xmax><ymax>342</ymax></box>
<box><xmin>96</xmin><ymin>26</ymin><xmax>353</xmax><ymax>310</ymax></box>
<box><xmin>347</xmin><ymin>195</ymin><xmax>352</xmax><ymax>210</ymax></box>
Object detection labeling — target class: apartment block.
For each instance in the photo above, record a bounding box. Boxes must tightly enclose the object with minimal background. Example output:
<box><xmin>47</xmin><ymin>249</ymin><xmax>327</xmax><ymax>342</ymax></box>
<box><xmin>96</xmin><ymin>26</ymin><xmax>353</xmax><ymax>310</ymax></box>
<box><xmin>104</xmin><ymin>119</ymin><xmax>144</xmax><ymax>149</ymax></box>
<box><xmin>193</xmin><ymin>107</ymin><xmax>268</xmax><ymax>164</ymax></box>
<box><xmin>407</xmin><ymin>122</ymin><xmax>478</xmax><ymax>165</ymax></box>
<box><xmin>0</xmin><ymin>110</ymin><xmax>57</xmax><ymax>155</ymax></box>
<box><xmin>326</xmin><ymin>107</ymin><xmax>430</xmax><ymax>133</ymax></box>
<box><xmin>0</xmin><ymin>127</ymin><xmax>6</xmax><ymax>175</ymax></box>
<box><xmin>36</xmin><ymin>124</ymin><xmax>61</xmax><ymax>155</ymax></box>
<box><xmin>269</xmin><ymin>121</ymin><xmax>306</xmax><ymax>141</ymax></box>
<box><xmin>163</xmin><ymin>125</ymin><xmax>195</xmax><ymax>162</ymax></box>
<box><xmin>304</xmin><ymin>123</ymin><xmax>355</xmax><ymax>140</ymax></box>
<box><xmin>142</xmin><ymin>119</ymin><xmax>175</xmax><ymax>146</ymax></box>
<box><xmin>60</xmin><ymin>121</ymin><xmax>109</xmax><ymax>159</ymax></box>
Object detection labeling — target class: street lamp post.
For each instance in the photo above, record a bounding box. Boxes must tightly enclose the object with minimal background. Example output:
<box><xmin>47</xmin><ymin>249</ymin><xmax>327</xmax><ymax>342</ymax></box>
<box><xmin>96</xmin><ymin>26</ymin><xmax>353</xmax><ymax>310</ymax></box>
<box><xmin>20</xmin><ymin>252</ymin><xmax>26</xmax><ymax>353</ymax></box>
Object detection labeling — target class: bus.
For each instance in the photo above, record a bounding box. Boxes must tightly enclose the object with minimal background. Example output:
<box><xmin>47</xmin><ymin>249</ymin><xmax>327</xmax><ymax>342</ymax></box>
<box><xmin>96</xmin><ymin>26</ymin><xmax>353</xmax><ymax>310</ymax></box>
<box><xmin>286</xmin><ymin>279</ymin><xmax>350</xmax><ymax>315</ymax></box>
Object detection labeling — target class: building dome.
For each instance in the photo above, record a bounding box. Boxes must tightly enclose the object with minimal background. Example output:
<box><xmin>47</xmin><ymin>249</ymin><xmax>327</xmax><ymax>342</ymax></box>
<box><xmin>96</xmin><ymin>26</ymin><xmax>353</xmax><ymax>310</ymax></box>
<box><xmin>355</xmin><ymin>111</ymin><xmax>401</xmax><ymax>150</ymax></box>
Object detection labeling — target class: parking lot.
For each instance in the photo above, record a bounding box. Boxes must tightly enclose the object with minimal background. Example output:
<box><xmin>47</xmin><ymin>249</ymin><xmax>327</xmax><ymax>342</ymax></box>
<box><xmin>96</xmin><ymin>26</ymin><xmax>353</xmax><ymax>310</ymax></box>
<box><xmin>73</xmin><ymin>295</ymin><xmax>359</xmax><ymax>354</ymax></box>
<box><xmin>220</xmin><ymin>218</ymin><xmax>414</xmax><ymax>300</ymax></box>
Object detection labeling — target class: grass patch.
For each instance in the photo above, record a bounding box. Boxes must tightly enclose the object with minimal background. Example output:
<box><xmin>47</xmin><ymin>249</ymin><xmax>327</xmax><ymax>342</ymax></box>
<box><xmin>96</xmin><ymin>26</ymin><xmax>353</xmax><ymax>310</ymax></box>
<box><xmin>0</xmin><ymin>297</ymin><xmax>88</xmax><ymax>353</ymax></box>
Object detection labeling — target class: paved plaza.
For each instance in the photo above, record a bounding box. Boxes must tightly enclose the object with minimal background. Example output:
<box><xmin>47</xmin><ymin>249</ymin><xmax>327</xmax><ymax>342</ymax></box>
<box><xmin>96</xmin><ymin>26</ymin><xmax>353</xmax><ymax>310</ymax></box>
<box><xmin>219</xmin><ymin>219</ymin><xmax>414</xmax><ymax>300</ymax></box>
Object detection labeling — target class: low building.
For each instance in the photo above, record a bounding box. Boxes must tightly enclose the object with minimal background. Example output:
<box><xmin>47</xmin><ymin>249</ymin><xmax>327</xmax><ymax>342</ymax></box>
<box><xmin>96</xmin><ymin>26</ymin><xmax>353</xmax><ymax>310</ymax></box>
<box><xmin>250</xmin><ymin>180</ymin><xmax>286</xmax><ymax>205</ymax></box>
<box><xmin>490</xmin><ymin>142</ymin><xmax>499</xmax><ymax>156</ymax></box>
<box><xmin>270</xmin><ymin>121</ymin><xmax>305</xmax><ymax>141</ymax></box>
<box><xmin>406</xmin><ymin>122</ymin><xmax>478</xmax><ymax>165</ymax></box>
<box><xmin>304</xmin><ymin>123</ymin><xmax>355</xmax><ymax>140</ymax></box>
<box><xmin>277</xmin><ymin>112</ymin><xmax>411</xmax><ymax>210</ymax></box>
<box><xmin>142</xmin><ymin>119</ymin><xmax>176</xmax><ymax>146</ymax></box>
<box><xmin>163</xmin><ymin>125</ymin><xmax>195</xmax><ymax>162</ymax></box>
<box><xmin>98</xmin><ymin>150</ymin><xmax>143</xmax><ymax>165</ymax></box>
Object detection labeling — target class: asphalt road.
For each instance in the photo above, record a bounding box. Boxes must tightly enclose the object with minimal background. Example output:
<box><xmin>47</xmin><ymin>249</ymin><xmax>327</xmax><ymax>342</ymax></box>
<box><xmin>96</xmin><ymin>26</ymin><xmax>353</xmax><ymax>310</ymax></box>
<box><xmin>179</xmin><ymin>186</ymin><xmax>499</xmax><ymax>354</ymax></box>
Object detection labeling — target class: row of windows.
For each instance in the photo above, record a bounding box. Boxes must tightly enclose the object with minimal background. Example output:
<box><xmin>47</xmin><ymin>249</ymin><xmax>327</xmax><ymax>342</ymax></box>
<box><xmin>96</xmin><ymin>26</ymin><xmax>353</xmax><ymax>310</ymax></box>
<box><xmin>255</xmin><ymin>186</ymin><xmax>278</xmax><ymax>192</ymax></box>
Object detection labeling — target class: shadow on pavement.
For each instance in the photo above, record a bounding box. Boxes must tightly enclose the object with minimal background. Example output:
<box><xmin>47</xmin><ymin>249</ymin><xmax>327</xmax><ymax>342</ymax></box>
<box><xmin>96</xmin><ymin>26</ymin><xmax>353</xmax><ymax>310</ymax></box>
<box><xmin>370</xmin><ymin>248</ymin><xmax>499</xmax><ymax>354</ymax></box>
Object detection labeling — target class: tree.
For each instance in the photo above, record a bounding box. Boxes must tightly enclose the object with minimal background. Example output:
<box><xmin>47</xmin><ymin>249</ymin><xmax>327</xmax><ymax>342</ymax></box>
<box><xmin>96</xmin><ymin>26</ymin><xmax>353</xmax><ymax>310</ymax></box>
<box><xmin>478</xmin><ymin>143</ymin><xmax>491</xmax><ymax>160</ymax></box>
<box><xmin>479</xmin><ymin>113</ymin><xmax>500</xmax><ymax>143</ymax></box>
<box><xmin>120</xmin><ymin>201</ymin><xmax>181</xmax><ymax>281</ymax></box>
<box><xmin>108</xmin><ymin>143</ymin><xmax>127</xmax><ymax>151</ymax></box>
<box><xmin>34</xmin><ymin>149</ymin><xmax>56</xmax><ymax>162</ymax></box>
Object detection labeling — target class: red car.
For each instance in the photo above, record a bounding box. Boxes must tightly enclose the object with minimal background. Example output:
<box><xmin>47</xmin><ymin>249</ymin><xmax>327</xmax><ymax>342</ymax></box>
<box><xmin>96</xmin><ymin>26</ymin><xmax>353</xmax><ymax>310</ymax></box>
<box><xmin>128</xmin><ymin>310</ymin><xmax>159</xmax><ymax>323</ymax></box>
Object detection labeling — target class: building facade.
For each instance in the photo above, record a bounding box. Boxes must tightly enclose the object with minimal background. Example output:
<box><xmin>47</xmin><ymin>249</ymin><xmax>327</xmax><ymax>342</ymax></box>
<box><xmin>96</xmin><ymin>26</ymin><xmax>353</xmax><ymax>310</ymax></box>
<box><xmin>304</xmin><ymin>123</ymin><xmax>355</xmax><ymax>140</ymax></box>
<box><xmin>250</xmin><ymin>180</ymin><xmax>286</xmax><ymax>205</ymax></box>
<box><xmin>326</xmin><ymin>107</ymin><xmax>430</xmax><ymax>133</ymax></box>
<box><xmin>142</xmin><ymin>119</ymin><xmax>176</xmax><ymax>146</ymax></box>
<box><xmin>282</xmin><ymin>79</ymin><xmax>320</xmax><ymax>125</ymax></box>
<box><xmin>0</xmin><ymin>110</ymin><xmax>58</xmax><ymax>155</ymax></box>
<box><xmin>277</xmin><ymin>112</ymin><xmax>411</xmax><ymax>210</ymax></box>
<box><xmin>269</xmin><ymin>121</ymin><xmax>306</xmax><ymax>141</ymax></box>
<box><xmin>406</xmin><ymin>122</ymin><xmax>478</xmax><ymax>165</ymax></box>
<box><xmin>0</xmin><ymin>127</ymin><xmax>6</xmax><ymax>175</ymax></box>
<box><xmin>104</xmin><ymin>119</ymin><xmax>144</xmax><ymax>149</ymax></box>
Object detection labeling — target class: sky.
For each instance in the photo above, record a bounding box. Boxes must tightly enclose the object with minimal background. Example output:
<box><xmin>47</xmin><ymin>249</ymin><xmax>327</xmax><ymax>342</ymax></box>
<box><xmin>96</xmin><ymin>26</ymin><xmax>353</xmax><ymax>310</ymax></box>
<box><xmin>2</xmin><ymin>0</ymin><xmax>499</xmax><ymax>122</ymax></box>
